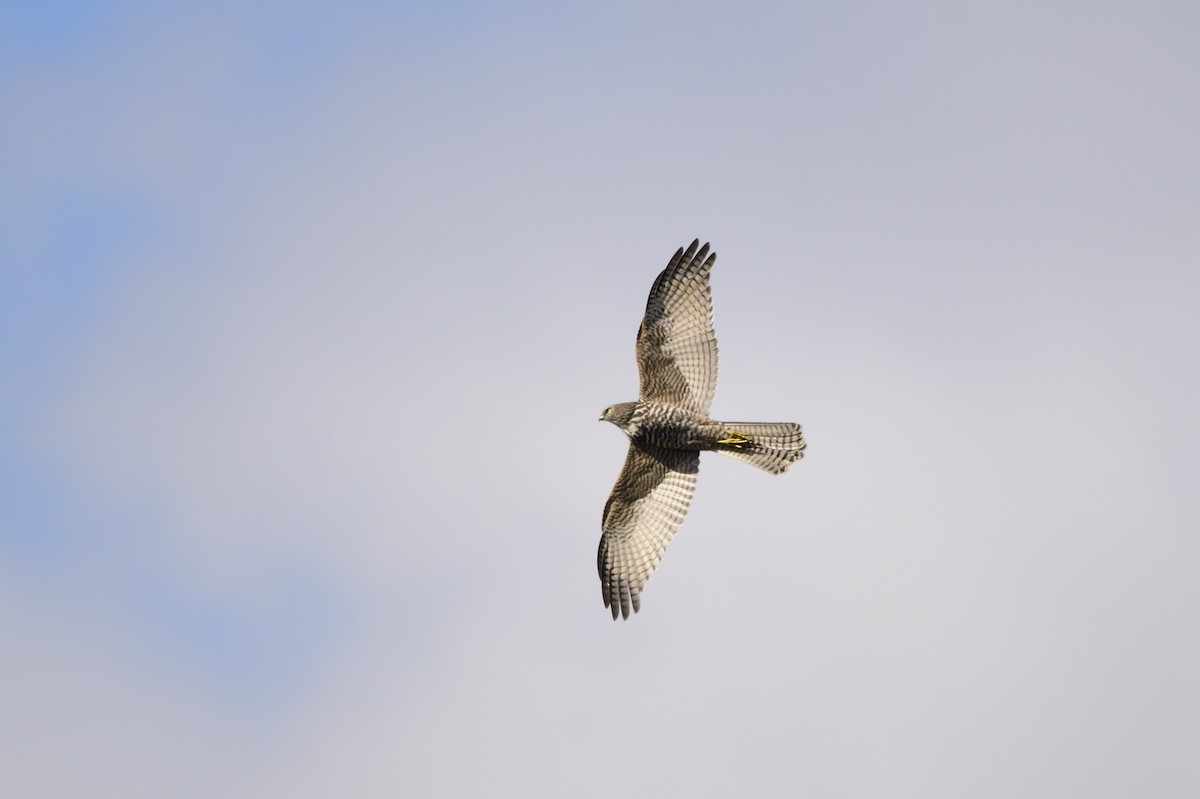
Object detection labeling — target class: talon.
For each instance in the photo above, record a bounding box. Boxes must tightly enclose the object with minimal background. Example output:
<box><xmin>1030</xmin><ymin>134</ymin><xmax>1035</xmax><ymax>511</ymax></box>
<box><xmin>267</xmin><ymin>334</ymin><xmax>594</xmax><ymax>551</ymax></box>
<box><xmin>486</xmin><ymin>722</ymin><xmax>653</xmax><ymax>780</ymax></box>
<box><xmin>717</xmin><ymin>430</ymin><xmax>752</xmax><ymax>448</ymax></box>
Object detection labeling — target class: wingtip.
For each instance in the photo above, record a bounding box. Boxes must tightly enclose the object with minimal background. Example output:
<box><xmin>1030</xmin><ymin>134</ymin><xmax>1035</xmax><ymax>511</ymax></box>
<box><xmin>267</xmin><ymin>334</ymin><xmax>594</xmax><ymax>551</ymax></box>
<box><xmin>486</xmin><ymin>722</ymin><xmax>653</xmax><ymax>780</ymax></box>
<box><xmin>602</xmin><ymin>597</ymin><xmax>629</xmax><ymax>621</ymax></box>
<box><xmin>688</xmin><ymin>239</ymin><xmax>714</xmax><ymax>266</ymax></box>
<box><xmin>602</xmin><ymin>585</ymin><xmax>638</xmax><ymax>620</ymax></box>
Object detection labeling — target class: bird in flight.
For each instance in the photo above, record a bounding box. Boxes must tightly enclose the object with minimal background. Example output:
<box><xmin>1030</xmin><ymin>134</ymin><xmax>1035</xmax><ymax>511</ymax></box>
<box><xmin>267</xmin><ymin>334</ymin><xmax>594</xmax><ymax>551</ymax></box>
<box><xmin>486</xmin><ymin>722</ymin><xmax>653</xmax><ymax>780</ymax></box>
<box><xmin>598</xmin><ymin>240</ymin><xmax>806</xmax><ymax>619</ymax></box>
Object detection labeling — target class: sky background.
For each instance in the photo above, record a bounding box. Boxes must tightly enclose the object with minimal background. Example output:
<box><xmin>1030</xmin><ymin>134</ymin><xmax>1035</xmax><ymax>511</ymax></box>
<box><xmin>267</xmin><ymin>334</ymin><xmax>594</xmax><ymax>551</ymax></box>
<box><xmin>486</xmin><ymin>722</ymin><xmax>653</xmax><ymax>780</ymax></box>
<box><xmin>3</xmin><ymin>2</ymin><xmax>1199</xmax><ymax>796</ymax></box>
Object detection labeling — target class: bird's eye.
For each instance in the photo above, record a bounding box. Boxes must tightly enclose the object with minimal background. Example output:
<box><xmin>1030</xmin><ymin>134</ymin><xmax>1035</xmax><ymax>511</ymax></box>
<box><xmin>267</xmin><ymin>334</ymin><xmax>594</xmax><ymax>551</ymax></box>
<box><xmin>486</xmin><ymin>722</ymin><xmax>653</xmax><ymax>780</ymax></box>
<box><xmin>603</xmin><ymin>407</ymin><xmax>612</xmax><ymax>417</ymax></box>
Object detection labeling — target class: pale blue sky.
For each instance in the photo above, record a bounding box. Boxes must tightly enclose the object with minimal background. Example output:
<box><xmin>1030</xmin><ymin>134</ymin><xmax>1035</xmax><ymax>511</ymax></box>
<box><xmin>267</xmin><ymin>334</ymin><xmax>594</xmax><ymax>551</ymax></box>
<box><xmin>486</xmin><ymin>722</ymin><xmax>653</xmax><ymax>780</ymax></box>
<box><xmin>3</xmin><ymin>2</ymin><xmax>1199</xmax><ymax>796</ymax></box>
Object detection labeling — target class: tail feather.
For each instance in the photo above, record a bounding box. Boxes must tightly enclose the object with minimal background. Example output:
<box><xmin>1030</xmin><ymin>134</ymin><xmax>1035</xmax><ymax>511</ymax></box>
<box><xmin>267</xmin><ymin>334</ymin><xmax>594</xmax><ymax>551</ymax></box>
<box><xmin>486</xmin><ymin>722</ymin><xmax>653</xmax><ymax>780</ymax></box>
<box><xmin>714</xmin><ymin>422</ymin><xmax>806</xmax><ymax>475</ymax></box>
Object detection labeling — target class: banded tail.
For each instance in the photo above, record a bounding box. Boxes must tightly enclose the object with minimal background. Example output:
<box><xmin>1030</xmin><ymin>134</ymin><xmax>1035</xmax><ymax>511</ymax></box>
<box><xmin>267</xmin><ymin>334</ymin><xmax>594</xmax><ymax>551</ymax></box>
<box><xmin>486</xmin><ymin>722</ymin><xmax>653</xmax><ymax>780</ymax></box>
<box><xmin>714</xmin><ymin>422</ymin><xmax>806</xmax><ymax>475</ymax></box>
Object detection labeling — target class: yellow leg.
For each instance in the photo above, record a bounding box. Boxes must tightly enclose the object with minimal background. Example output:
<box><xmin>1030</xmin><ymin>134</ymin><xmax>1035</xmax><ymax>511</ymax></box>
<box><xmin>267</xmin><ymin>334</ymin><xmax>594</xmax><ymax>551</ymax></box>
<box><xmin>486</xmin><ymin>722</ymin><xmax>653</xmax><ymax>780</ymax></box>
<box><xmin>717</xmin><ymin>430</ymin><xmax>752</xmax><ymax>448</ymax></box>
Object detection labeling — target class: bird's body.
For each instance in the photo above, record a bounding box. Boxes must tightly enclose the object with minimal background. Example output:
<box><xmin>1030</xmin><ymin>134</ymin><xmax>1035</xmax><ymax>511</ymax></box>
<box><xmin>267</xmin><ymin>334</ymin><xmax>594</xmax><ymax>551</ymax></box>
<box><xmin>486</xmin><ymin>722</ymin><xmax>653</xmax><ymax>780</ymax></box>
<box><xmin>598</xmin><ymin>240</ymin><xmax>806</xmax><ymax>619</ymax></box>
<box><xmin>601</xmin><ymin>401</ymin><xmax>719</xmax><ymax>450</ymax></box>
<box><xmin>602</xmin><ymin>400</ymin><xmax>803</xmax><ymax>470</ymax></box>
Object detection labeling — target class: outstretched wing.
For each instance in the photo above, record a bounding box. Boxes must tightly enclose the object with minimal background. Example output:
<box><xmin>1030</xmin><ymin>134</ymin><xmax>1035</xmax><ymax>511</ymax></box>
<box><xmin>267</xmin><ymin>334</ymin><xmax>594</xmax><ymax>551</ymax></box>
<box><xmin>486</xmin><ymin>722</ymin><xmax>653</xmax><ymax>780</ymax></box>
<box><xmin>636</xmin><ymin>240</ymin><xmax>719</xmax><ymax>414</ymax></box>
<box><xmin>597</xmin><ymin>443</ymin><xmax>699</xmax><ymax>620</ymax></box>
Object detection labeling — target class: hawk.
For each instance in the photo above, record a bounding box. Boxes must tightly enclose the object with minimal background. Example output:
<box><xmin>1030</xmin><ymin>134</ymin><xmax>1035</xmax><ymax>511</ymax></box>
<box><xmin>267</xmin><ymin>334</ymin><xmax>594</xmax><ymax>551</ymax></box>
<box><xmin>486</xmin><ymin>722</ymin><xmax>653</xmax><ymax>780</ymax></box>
<box><xmin>598</xmin><ymin>240</ymin><xmax>806</xmax><ymax>619</ymax></box>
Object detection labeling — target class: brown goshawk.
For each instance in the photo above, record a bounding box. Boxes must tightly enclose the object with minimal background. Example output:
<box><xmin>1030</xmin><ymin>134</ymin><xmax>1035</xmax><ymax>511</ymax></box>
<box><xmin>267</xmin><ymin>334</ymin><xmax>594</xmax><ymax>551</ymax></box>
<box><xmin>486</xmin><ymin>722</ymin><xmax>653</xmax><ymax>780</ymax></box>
<box><xmin>598</xmin><ymin>240</ymin><xmax>806</xmax><ymax>620</ymax></box>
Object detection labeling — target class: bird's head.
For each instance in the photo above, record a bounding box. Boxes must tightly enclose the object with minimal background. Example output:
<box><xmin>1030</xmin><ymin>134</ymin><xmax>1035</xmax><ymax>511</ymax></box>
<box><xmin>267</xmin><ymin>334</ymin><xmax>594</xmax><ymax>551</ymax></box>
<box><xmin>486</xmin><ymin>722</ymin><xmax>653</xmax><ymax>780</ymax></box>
<box><xmin>599</xmin><ymin>402</ymin><xmax>637</xmax><ymax>428</ymax></box>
